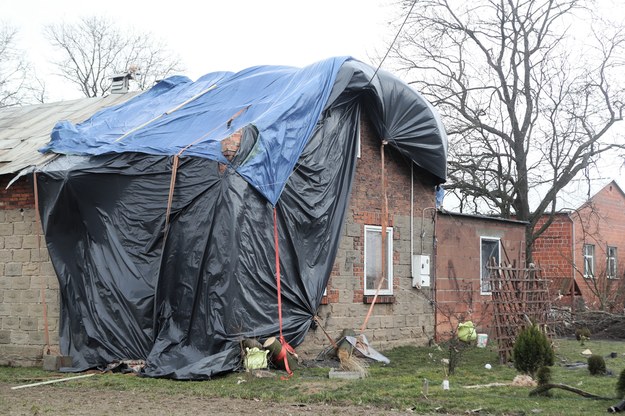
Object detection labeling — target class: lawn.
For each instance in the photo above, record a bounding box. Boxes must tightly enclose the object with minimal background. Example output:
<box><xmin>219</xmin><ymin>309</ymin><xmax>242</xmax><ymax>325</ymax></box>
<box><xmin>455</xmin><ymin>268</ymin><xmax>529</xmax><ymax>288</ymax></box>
<box><xmin>1</xmin><ymin>338</ymin><xmax>623</xmax><ymax>415</ymax></box>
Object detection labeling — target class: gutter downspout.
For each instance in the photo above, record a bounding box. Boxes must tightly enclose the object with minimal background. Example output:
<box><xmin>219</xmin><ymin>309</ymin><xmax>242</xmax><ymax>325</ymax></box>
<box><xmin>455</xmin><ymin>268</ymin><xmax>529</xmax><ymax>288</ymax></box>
<box><xmin>411</xmin><ymin>163</ymin><xmax>414</xmax><ymax>282</ymax></box>
<box><xmin>433</xmin><ymin>207</ymin><xmax>438</xmax><ymax>340</ymax></box>
<box><xmin>571</xmin><ymin>213</ymin><xmax>576</xmax><ymax>315</ymax></box>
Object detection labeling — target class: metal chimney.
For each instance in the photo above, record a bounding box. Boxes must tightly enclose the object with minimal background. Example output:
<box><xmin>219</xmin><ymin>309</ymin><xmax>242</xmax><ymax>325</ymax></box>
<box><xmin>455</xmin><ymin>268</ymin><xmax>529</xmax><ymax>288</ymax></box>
<box><xmin>110</xmin><ymin>73</ymin><xmax>132</xmax><ymax>94</ymax></box>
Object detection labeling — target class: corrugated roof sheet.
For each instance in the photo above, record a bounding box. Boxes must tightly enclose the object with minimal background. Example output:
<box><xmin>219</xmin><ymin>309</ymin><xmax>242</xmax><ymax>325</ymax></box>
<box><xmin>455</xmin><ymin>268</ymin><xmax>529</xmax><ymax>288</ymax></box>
<box><xmin>0</xmin><ymin>93</ymin><xmax>138</xmax><ymax>176</ymax></box>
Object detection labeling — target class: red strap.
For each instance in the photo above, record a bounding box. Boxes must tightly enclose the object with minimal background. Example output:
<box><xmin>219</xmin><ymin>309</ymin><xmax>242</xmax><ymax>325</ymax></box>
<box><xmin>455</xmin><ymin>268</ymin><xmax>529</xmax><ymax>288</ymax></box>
<box><xmin>273</xmin><ymin>207</ymin><xmax>293</xmax><ymax>377</ymax></box>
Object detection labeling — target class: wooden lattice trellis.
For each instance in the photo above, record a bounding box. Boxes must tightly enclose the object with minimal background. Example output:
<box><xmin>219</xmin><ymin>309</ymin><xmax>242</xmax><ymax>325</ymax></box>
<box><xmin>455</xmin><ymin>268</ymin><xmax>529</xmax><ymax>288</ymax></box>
<box><xmin>489</xmin><ymin>260</ymin><xmax>554</xmax><ymax>363</ymax></box>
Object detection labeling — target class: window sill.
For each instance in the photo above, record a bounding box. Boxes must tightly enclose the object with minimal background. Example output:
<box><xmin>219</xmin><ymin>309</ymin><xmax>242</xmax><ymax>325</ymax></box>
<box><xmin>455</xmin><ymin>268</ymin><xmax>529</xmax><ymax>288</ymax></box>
<box><xmin>363</xmin><ymin>295</ymin><xmax>395</xmax><ymax>304</ymax></box>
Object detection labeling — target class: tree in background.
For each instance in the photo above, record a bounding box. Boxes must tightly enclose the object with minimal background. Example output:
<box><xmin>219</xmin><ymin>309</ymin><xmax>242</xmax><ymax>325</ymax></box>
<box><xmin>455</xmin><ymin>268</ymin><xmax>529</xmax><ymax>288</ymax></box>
<box><xmin>0</xmin><ymin>24</ymin><xmax>43</xmax><ymax>106</ymax></box>
<box><xmin>390</xmin><ymin>0</ymin><xmax>625</xmax><ymax>260</ymax></box>
<box><xmin>45</xmin><ymin>16</ymin><xmax>183</xmax><ymax>97</ymax></box>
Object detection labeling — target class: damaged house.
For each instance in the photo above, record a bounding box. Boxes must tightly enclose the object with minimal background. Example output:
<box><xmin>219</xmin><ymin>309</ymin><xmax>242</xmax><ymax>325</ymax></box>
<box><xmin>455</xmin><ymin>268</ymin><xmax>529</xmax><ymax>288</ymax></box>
<box><xmin>0</xmin><ymin>57</ymin><xmax>447</xmax><ymax>378</ymax></box>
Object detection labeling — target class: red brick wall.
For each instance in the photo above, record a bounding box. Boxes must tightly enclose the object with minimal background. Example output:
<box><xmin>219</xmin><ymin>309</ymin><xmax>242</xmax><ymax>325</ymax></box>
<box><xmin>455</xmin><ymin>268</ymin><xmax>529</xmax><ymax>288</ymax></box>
<box><xmin>532</xmin><ymin>214</ymin><xmax>574</xmax><ymax>305</ymax></box>
<box><xmin>435</xmin><ymin>213</ymin><xmax>526</xmax><ymax>339</ymax></box>
<box><xmin>571</xmin><ymin>182</ymin><xmax>625</xmax><ymax>310</ymax></box>
<box><xmin>0</xmin><ymin>175</ymin><xmax>35</xmax><ymax>210</ymax></box>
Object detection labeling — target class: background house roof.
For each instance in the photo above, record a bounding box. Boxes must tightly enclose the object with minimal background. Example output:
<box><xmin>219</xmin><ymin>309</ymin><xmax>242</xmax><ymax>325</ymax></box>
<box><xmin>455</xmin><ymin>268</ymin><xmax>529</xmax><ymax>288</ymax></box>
<box><xmin>0</xmin><ymin>93</ymin><xmax>137</xmax><ymax>176</ymax></box>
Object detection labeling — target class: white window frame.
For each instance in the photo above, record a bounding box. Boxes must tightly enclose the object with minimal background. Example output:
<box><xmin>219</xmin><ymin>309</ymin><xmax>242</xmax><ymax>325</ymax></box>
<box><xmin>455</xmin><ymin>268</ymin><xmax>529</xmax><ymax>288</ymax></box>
<box><xmin>583</xmin><ymin>244</ymin><xmax>595</xmax><ymax>278</ymax></box>
<box><xmin>607</xmin><ymin>246</ymin><xmax>617</xmax><ymax>279</ymax></box>
<box><xmin>480</xmin><ymin>237</ymin><xmax>501</xmax><ymax>295</ymax></box>
<box><xmin>364</xmin><ymin>225</ymin><xmax>393</xmax><ymax>296</ymax></box>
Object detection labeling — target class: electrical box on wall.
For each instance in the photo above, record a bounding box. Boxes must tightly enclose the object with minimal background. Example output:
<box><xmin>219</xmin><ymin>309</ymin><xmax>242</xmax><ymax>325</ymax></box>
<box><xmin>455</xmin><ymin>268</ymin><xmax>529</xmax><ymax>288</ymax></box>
<box><xmin>412</xmin><ymin>255</ymin><xmax>431</xmax><ymax>288</ymax></box>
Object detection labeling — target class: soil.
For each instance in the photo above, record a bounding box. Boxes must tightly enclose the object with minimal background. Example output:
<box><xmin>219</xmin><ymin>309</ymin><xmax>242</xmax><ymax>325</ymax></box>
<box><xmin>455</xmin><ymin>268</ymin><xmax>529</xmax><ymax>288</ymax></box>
<box><xmin>0</xmin><ymin>381</ymin><xmax>421</xmax><ymax>416</ymax></box>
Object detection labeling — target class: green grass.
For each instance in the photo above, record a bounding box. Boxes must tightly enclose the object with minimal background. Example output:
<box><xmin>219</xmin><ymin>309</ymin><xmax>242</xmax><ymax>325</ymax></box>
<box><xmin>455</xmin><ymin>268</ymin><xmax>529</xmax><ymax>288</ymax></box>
<box><xmin>2</xmin><ymin>338</ymin><xmax>624</xmax><ymax>415</ymax></box>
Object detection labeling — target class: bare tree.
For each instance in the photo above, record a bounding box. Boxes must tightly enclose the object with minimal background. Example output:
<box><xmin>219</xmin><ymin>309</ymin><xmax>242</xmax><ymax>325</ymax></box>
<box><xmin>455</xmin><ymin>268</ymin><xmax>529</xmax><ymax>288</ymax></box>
<box><xmin>45</xmin><ymin>16</ymin><xmax>183</xmax><ymax>97</ymax></box>
<box><xmin>390</xmin><ymin>0</ymin><xmax>625</xmax><ymax>260</ymax></box>
<box><xmin>0</xmin><ymin>24</ymin><xmax>31</xmax><ymax>107</ymax></box>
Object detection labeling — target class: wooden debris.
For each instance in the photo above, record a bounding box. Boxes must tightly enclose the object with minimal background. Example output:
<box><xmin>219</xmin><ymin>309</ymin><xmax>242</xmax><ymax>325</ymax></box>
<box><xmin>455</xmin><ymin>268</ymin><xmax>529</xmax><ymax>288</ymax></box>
<box><xmin>263</xmin><ymin>336</ymin><xmax>297</xmax><ymax>371</ymax></box>
<box><xmin>463</xmin><ymin>382</ymin><xmax>510</xmax><ymax>389</ymax></box>
<box><xmin>11</xmin><ymin>373</ymin><xmax>96</xmax><ymax>390</ymax></box>
<box><xmin>529</xmin><ymin>383</ymin><xmax>610</xmax><ymax>399</ymax></box>
<box><xmin>241</xmin><ymin>338</ymin><xmax>263</xmax><ymax>350</ymax></box>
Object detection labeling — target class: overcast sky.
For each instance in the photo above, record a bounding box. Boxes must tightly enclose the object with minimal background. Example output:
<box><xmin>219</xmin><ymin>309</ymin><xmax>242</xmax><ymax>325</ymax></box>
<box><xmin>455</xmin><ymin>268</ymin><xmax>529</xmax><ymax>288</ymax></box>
<box><xmin>3</xmin><ymin>0</ymin><xmax>623</xmax><ymax>205</ymax></box>
<box><xmin>3</xmin><ymin>0</ymin><xmax>397</xmax><ymax>101</ymax></box>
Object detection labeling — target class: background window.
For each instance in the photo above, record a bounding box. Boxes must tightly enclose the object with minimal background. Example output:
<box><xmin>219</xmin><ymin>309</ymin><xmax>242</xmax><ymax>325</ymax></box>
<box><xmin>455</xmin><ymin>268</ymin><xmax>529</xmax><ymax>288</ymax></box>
<box><xmin>480</xmin><ymin>237</ymin><xmax>500</xmax><ymax>294</ymax></box>
<box><xmin>364</xmin><ymin>225</ymin><xmax>393</xmax><ymax>295</ymax></box>
<box><xmin>583</xmin><ymin>244</ymin><xmax>595</xmax><ymax>278</ymax></box>
<box><xmin>607</xmin><ymin>246</ymin><xmax>617</xmax><ymax>279</ymax></box>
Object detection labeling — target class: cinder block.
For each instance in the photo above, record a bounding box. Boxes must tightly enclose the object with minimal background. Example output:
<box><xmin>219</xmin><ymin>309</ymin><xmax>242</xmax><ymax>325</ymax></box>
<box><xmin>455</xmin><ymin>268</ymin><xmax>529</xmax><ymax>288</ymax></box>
<box><xmin>328</xmin><ymin>368</ymin><xmax>365</xmax><ymax>379</ymax></box>
<box><xmin>42</xmin><ymin>355</ymin><xmax>72</xmax><ymax>371</ymax></box>
<box><xmin>4</xmin><ymin>236</ymin><xmax>22</xmax><ymax>249</ymax></box>
<box><xmin>0</xmin><ymin>223</ymin><xmax>12</xmax><ymax>236</ymax></box>
<box><xmin>5</xmin><ymin>263</ymin><xmax>22</xmax><ymax>277</ymax></box>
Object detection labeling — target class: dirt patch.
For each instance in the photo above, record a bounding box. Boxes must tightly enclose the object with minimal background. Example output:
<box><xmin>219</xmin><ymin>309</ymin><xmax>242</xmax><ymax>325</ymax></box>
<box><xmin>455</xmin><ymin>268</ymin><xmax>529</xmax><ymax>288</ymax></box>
<box><xmin>0</xmin><ymin>382</ymin><xmax>418</xmax><ymax>416</ymax></box>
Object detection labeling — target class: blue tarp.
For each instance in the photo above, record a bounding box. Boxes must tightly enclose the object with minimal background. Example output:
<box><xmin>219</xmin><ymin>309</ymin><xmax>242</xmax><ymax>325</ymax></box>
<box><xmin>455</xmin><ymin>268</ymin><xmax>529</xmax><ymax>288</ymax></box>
<box><xmin>42</xmin><ymin>57</ymin><xmax>351</xmax><ymax>204</ymax></box>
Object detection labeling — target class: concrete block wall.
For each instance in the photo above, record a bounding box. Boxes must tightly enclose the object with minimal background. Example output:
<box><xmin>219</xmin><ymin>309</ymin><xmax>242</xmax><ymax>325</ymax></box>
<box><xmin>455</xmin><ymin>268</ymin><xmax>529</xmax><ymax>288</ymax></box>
<box><xmin>0</xmin><ymin>175</ymin><xmax>60</xmax><ymax>366</ymax></box>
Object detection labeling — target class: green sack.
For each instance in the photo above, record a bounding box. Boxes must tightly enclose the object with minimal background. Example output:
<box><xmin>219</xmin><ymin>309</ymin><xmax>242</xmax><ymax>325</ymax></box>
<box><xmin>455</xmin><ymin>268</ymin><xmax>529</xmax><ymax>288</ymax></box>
<box><xmin>457</xmin><ymin>321</ymin><xmax>477</xmax><ymax>343</ymax></box>
<box><xmin>244</xmin><ymin>347</ymin><xmax>269</xmax><ymax>370</ymax></box>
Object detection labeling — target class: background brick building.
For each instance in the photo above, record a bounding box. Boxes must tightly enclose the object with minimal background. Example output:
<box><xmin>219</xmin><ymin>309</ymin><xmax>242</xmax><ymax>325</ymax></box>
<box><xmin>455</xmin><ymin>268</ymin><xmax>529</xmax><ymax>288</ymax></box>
<box><xmin>533</xmin><ymin>181</ymin><xmax>625</xmax><ymax>311</ymax></box>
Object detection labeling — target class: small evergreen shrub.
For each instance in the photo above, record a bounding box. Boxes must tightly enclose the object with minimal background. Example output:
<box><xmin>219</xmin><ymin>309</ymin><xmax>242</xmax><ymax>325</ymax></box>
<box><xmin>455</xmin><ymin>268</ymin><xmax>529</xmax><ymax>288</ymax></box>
<box><xmin>513</xmin><ymin>324</ymin><xmax>554</xmax><ymax>377</ymax></box>
<box><xmin>616</xmin><ymin>368</ymin><xmax>625</xmax><ymax>398</ymax></box>
<box><xmin>536</xmin><ymin>365</ymin><xmax>552</xmax><ymax>386</ymax></box>
<box><xmin>588</xmin><ymin>354</ymin><xmax>606</xmax><ymax>376</ymax></box>
<box><xmin>575</xmin><ymin>327</ymin><xmax>591</xmax><ymax>343</ymax></box>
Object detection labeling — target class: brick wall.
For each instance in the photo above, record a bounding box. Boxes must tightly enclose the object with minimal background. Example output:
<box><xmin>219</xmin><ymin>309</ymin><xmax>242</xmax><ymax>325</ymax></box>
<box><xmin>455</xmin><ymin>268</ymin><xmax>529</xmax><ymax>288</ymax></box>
<box><xmin>299</xmin><ymin>113</ymin><xmax>437</xmax><ymax>354</ymax></box>
<box><xmin>434</xmin><ymin>213</ymin><xmax>526</xmax><ymax>339</ymax></box>
<box><xmin>571</xmin><ymin>182</ymin><xmax>625</xmax><ymax>310</ymax></box>
<box><xmin>532</xmin><ymin>182</ymin><xmax>625</xmax><ymax>311</ymax></box>
<box><xmin>532</xmin><ymin>214</ymin><xmax>575</xmax><ymax>305</ymax></box>
<box><xmin>0</xmin><ymin>175</ymin><xmax>60</xmax><ymax>366</ymax></box>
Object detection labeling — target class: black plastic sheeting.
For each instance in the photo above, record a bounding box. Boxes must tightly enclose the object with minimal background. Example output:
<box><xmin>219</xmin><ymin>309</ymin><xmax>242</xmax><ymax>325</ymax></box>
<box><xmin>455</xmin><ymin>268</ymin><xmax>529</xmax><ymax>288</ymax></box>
<box><xmin>38</xmin><ymin>101</ymin><xmax>360</xmax><ymax>378</ymax></box>
<box><xmin>36</xmin><ymin>60</ymin><xmax>447</xmax><ymax>379</ymax></box>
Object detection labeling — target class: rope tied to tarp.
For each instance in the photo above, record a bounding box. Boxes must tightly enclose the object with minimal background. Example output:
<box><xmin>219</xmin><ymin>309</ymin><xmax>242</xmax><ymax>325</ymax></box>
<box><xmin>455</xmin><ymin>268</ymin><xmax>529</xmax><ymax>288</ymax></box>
<box><xmin>33</xmin><ymin>172</ymin><xmax>51</xmax><ymax>355</ymax></box>
<box><xmin>273</xmin><ymin>206</ymin><xmax>295</xmax><ymax>378</ymax></box>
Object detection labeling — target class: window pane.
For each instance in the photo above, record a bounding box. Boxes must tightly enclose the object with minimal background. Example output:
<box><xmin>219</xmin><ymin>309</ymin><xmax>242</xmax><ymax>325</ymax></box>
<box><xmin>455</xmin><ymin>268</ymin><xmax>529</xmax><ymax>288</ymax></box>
<box><xmin>365</xmin><ymin>227</ymin><xmax>391</xmax><ymax>294</ymax></box>
<box><xmin>584</xmin><ymin>244</ymin><xmax>595</xmax><ymax>277</ymax></box>
<box><xmin>481</xmin><ymin>239</ymin><xmax>499</xmax><ymax>293</ymax></box>
<box><xmin>366</xmin><ymin>229</ymin><xmax>382</xmax><ymax>291</ymax></box>
<box><xmin>608</xmin><ymin>246</ymin><xmax>617</xmax><ymax>278</ymax></box>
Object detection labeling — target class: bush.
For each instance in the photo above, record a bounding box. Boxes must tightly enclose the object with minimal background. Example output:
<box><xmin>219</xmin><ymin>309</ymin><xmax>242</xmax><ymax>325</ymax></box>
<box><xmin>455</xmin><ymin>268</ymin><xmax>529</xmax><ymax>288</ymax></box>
<box><xmin>588</xmin><ymin>354</ymin><xmax>606</xmax><ymax>376</ymax></box>
<box><xmin>536</xmin><ymin>366</ymin><xmax>552</xmax><ymax>386</ymax></box>
<box><xmin>513</xmin><ymin>324</ymin><xmax>555</xmax><ymax>378</ymax></box>
<box><xmin>616</xmin><ymin>368</ymin><xmax>625</xmax><ymax>398</ymax></box>
<box><xmin>575</xmin><ymin>327</ymin><xmax>591</xmax><ymax>342</ymax></box>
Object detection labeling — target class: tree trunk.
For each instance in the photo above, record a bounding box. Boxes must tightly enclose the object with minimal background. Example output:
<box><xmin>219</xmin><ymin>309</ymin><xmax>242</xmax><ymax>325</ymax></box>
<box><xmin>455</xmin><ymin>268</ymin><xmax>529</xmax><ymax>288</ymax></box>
<box><xmin>529</xmin><ymin>383</ymin><xmax>610</xmax><ymax>399</ymax></box>
<box><xmin>263</xmin><ymin>337</ymin><xmax>297</xmax><ymax>371</ymax></box>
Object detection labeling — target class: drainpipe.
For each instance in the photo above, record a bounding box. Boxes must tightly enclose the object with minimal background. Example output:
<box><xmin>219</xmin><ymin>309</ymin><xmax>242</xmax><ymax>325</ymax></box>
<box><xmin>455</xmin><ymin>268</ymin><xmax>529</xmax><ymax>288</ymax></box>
<box><xmin>411</xmin><ymin>163</ymin><xmax>414</xmax><ymax>281</ymax></box>
<box><xmin>571</xmin><ymin>213</ymin><xmax>576</xmax><ymax>315</ymax></box>
<box><xmin>433</xmin><ymin>207</ymin><xmax>438</xmax><ymax>340</ymax></box>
